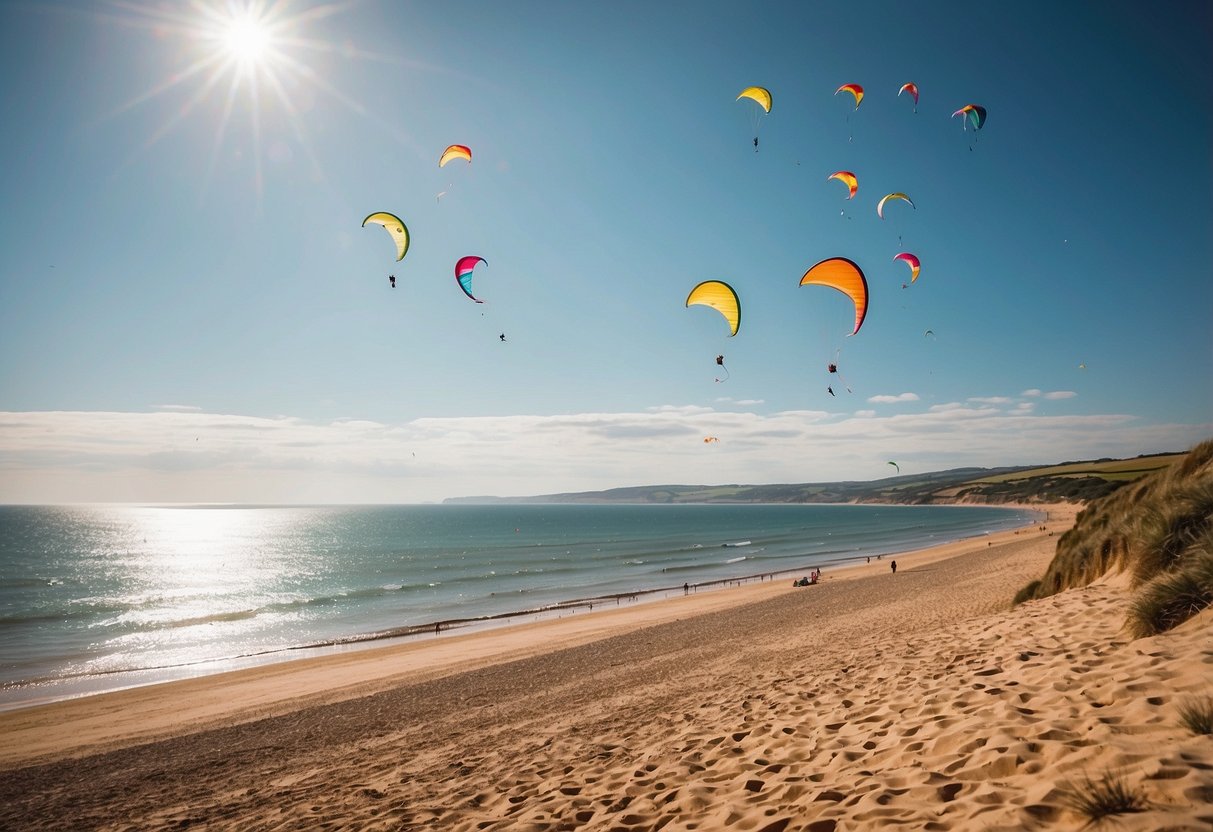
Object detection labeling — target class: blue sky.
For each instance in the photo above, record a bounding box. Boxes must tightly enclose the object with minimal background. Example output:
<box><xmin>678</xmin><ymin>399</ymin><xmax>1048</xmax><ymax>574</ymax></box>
<box><xmin>1</xmin><ymin>0</ymin><xmax>1210</xmax><ymax>503</ymax></box>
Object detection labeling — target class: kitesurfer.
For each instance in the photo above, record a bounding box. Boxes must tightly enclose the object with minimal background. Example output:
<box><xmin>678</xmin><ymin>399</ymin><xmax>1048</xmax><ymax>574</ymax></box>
<box><xmin>827</xmin><ymin>386</ymin><xmax>835</xmax><ymax>397</ymax></box>
<box><xmin>499</xmin><ymin>333</ymin><xmax>507</xmax><ymax>342</ymax></box>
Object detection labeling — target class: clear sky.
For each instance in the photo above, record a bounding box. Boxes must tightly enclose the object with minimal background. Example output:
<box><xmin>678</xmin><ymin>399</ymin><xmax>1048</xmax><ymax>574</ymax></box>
<box><xmin>1</xmin><ymin>0</ymin><xmax>1210</xmax><ymax>503</ymax></box>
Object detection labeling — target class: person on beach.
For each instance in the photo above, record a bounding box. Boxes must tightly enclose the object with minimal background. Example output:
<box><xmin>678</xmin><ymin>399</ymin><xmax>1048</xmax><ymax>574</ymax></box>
<box><xmin>890</xmin><ymin>560</ymin><xmax>897</xmax><ymax>574</ymax></box>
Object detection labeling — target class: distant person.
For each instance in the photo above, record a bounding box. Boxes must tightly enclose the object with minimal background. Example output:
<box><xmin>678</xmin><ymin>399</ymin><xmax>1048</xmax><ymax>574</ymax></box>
<box><xmin>890</xmin><ymin>560</ymin><xmax>897</xmax><ymax>575</ymax></box>
<box><xmin>388</xmin><ymin>274</ymin><xmax>396</xmax><ymax>288</ymax></box>
<box><xmin>499</xmin><ymin>333</ymin><xmax>507</xmax><ymax>342</ymax></box>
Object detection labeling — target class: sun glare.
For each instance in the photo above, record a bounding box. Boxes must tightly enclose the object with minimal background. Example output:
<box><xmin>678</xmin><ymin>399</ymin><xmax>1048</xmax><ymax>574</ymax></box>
<box><xmin>224</xmin><ymin>16</ymin><xmax>271</xmax><ymax>67</ymax></box>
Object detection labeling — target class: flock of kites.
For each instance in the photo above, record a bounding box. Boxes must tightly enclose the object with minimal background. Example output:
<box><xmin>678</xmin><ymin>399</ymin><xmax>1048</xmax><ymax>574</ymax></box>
<box><xmin>688</xmin><ymin>84</ymin><xmax>987</xmax><ymax>400</ymax></box>
<box><xmin>361</xmin><ymin>143</ymin><xmax>490</xmax><ymax>305</ymax></box>
<box><xmin>360</xmin><ymin>88</ymin><xmax>989</xmax><ymax>466</ymax></box>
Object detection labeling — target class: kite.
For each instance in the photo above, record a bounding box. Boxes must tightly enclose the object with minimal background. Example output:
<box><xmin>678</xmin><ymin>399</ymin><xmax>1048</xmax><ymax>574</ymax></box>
<box><xmin>704</xmin><ymin>436</ymin><xmax>720</xmax><ymax>444</ymax></box>
<box><xmin>455</xmin><ymin>256</ymin><xmax>488</xmax><ymax>303</ymax></box>
<box><xmin>952</xmin><ymin>104</ymin><xmax>987</xmax><ymax>131</ymax></box>
<box><xmin>888</xmin><ymin>461</ymin><xmax>900</xmax><ymax>473</ymax></box>
<box><xmin>898</xmin><ymin>83</ymin><xmax>919</xmax><ymax>112</ymax></box>
<box><xmin>439</xmin><ymin>144</ymin><xmax>472</xmax><ymax>167</ymax></box>
<box><xmin>828</xmin><ymin>171</ymin><xmax>858</xmax><ymax>200</ymax></box>
<box><xmin>893</xmin><ymin>252</ymin><xmax>921</xmax><ymax>283</ymax></box>
<box><xmin>877</xmin><ymin>193</ymin><xmax>915</xmax><ymax>219</ymax></box>
<box><xmin>799</xmin><ymin>257</ymin><xmax>869</xmax><ymax>337</ymax></box>
<box><xmin>686</xmin><ymin>280</ymin><xmax>741</xmax><ymax>337</ymax></box>
<box><xmin>737</xmin><ymin>86</ymin><xmax>771</xmax><ymax>150</ymax></box>
<box><xmin>736</xmin><ymin>86</ymin><xmax>772</xmax><ymax>113</ymax></box>
<box><xmin>362</xmin><ymin>212</ymin><xmax>410</xmax><ymax>262</ymax></box>
<box><xmin>836</xmin><ymin>83</ymin><xmax>864</xmax><ymax>109</ymax></box>
<box><xmin>388</xmin><ymin>274</ymin><xmax>396</xmax><ymax>289</ymax></box>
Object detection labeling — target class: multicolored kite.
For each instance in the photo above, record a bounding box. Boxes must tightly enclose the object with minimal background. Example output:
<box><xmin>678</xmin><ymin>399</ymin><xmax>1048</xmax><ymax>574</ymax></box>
<box><xmin>893</xmin><ymin>252</ymin><xmax>921</xmax><ymax>283</ymax></box>
<box><xmin>877</xmin><ymin>192</ymin><xmax>915</xmax><ymax>219</ymax></box>
<box><xmin>828</xmin><ymin>171</ymin><xmax>858</xmax><ymax>200</ymax></box>
<box><xmin>835</xmin><ymin>83</ymin><xmax>864</xmax><ymax>109</ymax></box>
<box><xmin>362</xmin><ymin>212</ymin><xmax>410</xmax><ymax>262</ymax></box>
<box><xmin>455</xmin><ymin>256</ymin><xmax>488</xmax><ymax>303</ymax></box>
<box><xmin>799</xmin><ymin>257</ymin><xmax>869</xmax><ymax>337</ymax></box>
<box><xmin>439</xmin><ymin>144</ymin><xmax>472</xmax><ymax>167</ymax></box>
<box><xmin>898</xmin><ymin>83</ymin><xmax>919</xmax><ymax>112</ymax></box>
<box><xmin>951</xmin><ymin>104</ymin><xmax>987</xmax><ymax>131</ymax></box>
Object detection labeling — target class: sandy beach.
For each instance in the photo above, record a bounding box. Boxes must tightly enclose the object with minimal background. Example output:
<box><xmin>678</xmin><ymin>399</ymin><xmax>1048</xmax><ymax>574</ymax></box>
<box><xmin>2</xmin><ymin>504</ymin><xmax>1210</xmax><ymax>831</ymax></box>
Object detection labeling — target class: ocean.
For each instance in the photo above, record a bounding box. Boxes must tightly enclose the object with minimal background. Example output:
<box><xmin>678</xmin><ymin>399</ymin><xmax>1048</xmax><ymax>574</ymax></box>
<box><xmin>0</xmin><ymin>503</ymin><xmax>1038</xmax><ymax>708</ymax></box>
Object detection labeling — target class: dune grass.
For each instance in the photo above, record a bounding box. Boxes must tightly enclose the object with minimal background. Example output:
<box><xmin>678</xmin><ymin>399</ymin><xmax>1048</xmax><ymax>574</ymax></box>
<box><xmin>1013</xmin><ymin>438</ymin><xmax>1213</xmax><ymax>638</ymax></box>
<box><xmin>1127</xmin><ymin>549</ymin><xmax>1213</xmax><ymax>638</ymax></box>
<box><xmin>1062</xmin><ymin>769</ymin><xmax>1149</xmax><ymax>823</ymax></box>
<box><xmin>1177</xmin><ymin>695</ymin><xmax>1213</xmax><ymax>736</ymax></box>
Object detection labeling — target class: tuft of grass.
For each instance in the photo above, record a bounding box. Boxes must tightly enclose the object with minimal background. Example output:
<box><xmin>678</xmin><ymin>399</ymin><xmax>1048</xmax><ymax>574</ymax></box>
<box><xmin>1129</xmin><ymin>478</ymin><xmax>1213</xmax><ymax>588</ymax></box>
<box><xmin>1126</xmin><ymin>549</ymin><xmax>1213</xmax><ymax>638</ymax></box>
<box><xmin>1062</xmin><ymin>769</ymin><xmax>1149</xmax><ymax>823</ymax></box>
<box><xmin>1012</xmin><ymin>579</ymin><xmax>1042</xmax><ymax>606</ymax></box>
<box><xmin>1178</xmin><ymin>695</ymin><xmax>1213</xmax><ymax>735</ymax></box>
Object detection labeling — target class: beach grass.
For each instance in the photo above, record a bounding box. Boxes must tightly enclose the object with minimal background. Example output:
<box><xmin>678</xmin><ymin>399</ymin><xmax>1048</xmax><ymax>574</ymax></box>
<box><xmin>1062</xmin><ymin>769</ymin><xmax>1149</xmax><ymax>823</ymax></box>
<box><xmin>1177</xmin><ymin>695</ymin><xmax>1213</xmax><ymax>735</ymax></box>
<box><xmin>1014</xmin><ymin>437</ymin><xmax>1213</xmax><ymax>640</ymax></box>
<box><xmin>1127</xmin><ymin>549</ymin><xmax>1213</xmax><ymax>638</ymax></box>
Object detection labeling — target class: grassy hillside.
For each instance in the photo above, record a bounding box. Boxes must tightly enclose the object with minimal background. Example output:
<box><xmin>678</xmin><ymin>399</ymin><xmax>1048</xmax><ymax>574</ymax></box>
<box><xmin>1013</xmin><ymin>438</ymin><xmax>1213</xmax><ymax>637</ymax></box>
<box><xmin>448</xmin><ymin>452</ymin><xmax>1184</xmax><ymax>506</ymax></box>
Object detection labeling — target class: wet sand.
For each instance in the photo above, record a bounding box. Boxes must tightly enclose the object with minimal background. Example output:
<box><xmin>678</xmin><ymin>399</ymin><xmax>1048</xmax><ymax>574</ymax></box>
<box><xmin>2</xmin><ymin>503</ymin><xmax>1210</xmax><ymax>831</ymax></box>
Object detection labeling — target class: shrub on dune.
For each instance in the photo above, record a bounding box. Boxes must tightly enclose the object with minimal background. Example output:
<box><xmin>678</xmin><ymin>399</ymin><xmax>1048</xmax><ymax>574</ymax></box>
<box><xmin>1062</xmin><ymin>769</ymin><xmax>1149</xmax><ymax>822</ymax></box>
<box><xmin>1126</xmin><ymin>549</ymin><xmax>1213</xmax><ymax>638</ymax></box>
<box><xmin>1177</xmin><ymin>695</ymin><xmax>1213</xmax><ymax>735</ymax></box>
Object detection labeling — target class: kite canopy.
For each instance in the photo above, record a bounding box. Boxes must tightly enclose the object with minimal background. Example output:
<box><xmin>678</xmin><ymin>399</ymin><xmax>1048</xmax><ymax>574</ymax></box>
<box><xmin>877</xmin><ymin>192</ymin><xmax>915</xmax><ymax>219</ymax></box>
<box><xmin>888</xmin><ymin>461</ymin><xmax>900</xmax><ymax>473</ymax></box>
<box><xmin>362</xmin><ymin>212</ymin><xmax>410</xmax><ymax>262</ymax></box>
<box><xmin>455</xmin><ymin>255</ymin><xmax>487</xmax><ymax>303</ymax></box>
<box><xmin>686</xmin><ymin>280</ymin><xmax>741</xmax><ymax>337</ymax></box>
<box><xmin>828</xmin><ymin>171</ymin><xmax>858</xmax><ymax>200</ymax></box>
<box><xmin>893</xmin><ymin>252</ymin><xmax>921</xmax><ymax>283</ymax></box>
<box><xmin>952</xmin><ymin>104</ymin><xmax>987</xmax><ymax>131</ymax></box>
<box><xmin>835</xmin><ymin>83</ymin><xmax>864</xmax><ymax>109</ymax></box>
<box><xmin>736</xmin><ymin>86</ymin><xmax>772</xmax><ymax>113</ymax></box>
<box><xmin>799</xmin><ymin>257</ymin><xmax>869</xmax><ymax>337</ymax></box>
<box><xmin>704</xmin><ymin>436</ymin><xmax>720</xmax><ymax>444</ymax></box>
<box><xmin>898</xmin><ymin>83</ymin><xmax>919</xmax><ymax>106</ymax></box>
<box><xmin>439</xmin><ymin>144</ymin><xmax>472</xmax><ymax>167</ymax></box>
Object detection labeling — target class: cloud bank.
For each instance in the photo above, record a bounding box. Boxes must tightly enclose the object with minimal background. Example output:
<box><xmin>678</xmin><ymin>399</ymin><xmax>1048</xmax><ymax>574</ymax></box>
<box><xmin>1</xmin><ymin>403</ymin><xmax>1206</xmax><ymax>504</ymax></box>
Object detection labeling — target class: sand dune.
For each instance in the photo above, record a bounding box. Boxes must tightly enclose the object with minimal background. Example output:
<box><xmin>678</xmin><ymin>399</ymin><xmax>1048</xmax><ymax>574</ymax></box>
<box><xmin>1</xmin><ymin>505</ymin><xmax>1210</xmax><ymax>831</ymax></box>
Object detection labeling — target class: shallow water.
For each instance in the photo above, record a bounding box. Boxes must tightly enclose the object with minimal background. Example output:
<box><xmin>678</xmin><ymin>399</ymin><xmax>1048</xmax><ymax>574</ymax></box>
<box><xmin>0</xmin><ymin>503</ymin><xmax>1036</xmax><ymax>706</ymax></box>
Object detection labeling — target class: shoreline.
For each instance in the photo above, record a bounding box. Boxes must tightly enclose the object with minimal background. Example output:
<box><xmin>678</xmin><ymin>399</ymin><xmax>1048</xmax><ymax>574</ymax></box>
<box><xmin>0</xmin><ymin>503</ymin><xmax>1067</xmax><ymax>767</ymax></box>
<box><xmin>4</xmin><ymin>499</ymin><xmax>1207</xmax><ymax>830</ymax></box>
<box><xmin>0</xmin><ymin>502</ymin><xmax>1046</xmax><ymax>714</ymax></box>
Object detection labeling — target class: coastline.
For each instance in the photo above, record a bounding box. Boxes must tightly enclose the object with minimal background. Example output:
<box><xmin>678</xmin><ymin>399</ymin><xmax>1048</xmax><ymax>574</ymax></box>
<box><xmin>1</xmin><ymin>503</ymin><xmax>1065</xmax><ymax>764</ymax></box>
<box><xmin>4</xmin><ymin>501</ymin><xmax>1209</xmax><ymax>830</ymax></box>
<box><xmin>0</xmin><ymin>501</ymin><xmax>1044</xmax><ymax>714</ymax></box>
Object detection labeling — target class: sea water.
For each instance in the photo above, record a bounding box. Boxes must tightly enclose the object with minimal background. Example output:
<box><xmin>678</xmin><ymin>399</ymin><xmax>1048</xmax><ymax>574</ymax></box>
<box><xmin>0</xmin><ymin>503</ymin><xmax>1037</xmax><ymax>707</ymax></box>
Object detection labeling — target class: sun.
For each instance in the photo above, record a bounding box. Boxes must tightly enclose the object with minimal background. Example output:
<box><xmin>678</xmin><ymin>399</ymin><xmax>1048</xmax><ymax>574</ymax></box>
<box><xmin>222</xmin><ymin>15</ymin><xmax>272</xmax><ymax>68</ymax></box>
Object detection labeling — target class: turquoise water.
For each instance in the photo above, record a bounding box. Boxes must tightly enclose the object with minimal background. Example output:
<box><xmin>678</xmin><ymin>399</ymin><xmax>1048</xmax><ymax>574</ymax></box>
<box><xmin>0</xmin><ymin>503</ymin><xmax>1036</xmax><ymax>707</ymax></box>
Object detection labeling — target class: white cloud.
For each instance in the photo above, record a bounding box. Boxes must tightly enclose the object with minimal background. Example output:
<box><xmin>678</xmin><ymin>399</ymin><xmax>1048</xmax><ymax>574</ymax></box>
<box><xmin>867</xmin><ymin>392</ymin><xmax>920</xmax><ymax>404</ymax></box>
<box><xmin>1044</xmin><ymin>391</ymin><xmax>1077</xmax><ymax>400</ymax></box>
<box><xmin>153</xmin><ymin>404</ymin><xmax>201</xmax><ymax>412</ymax></box>
<box><xmin>1022</xmin><ymin>389</ymin><xmax>1042</xmax><ymax>397</ymax></box>
<box><xmin>0</xmin><ymin>407</ymin><xmax>1206</xmax><ymax>504</ymax></box>
<box><xmin>968</xmin><ymin>396</ymin><xmax>1012</xmax><ymax>405</ymax></box>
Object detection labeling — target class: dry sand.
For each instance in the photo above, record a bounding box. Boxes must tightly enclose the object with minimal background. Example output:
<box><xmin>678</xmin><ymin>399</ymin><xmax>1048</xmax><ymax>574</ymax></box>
<box><xmin>1</xmin><ymin>504</ymin><xmax>1210</xmax><ymax>831</ymax></box>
